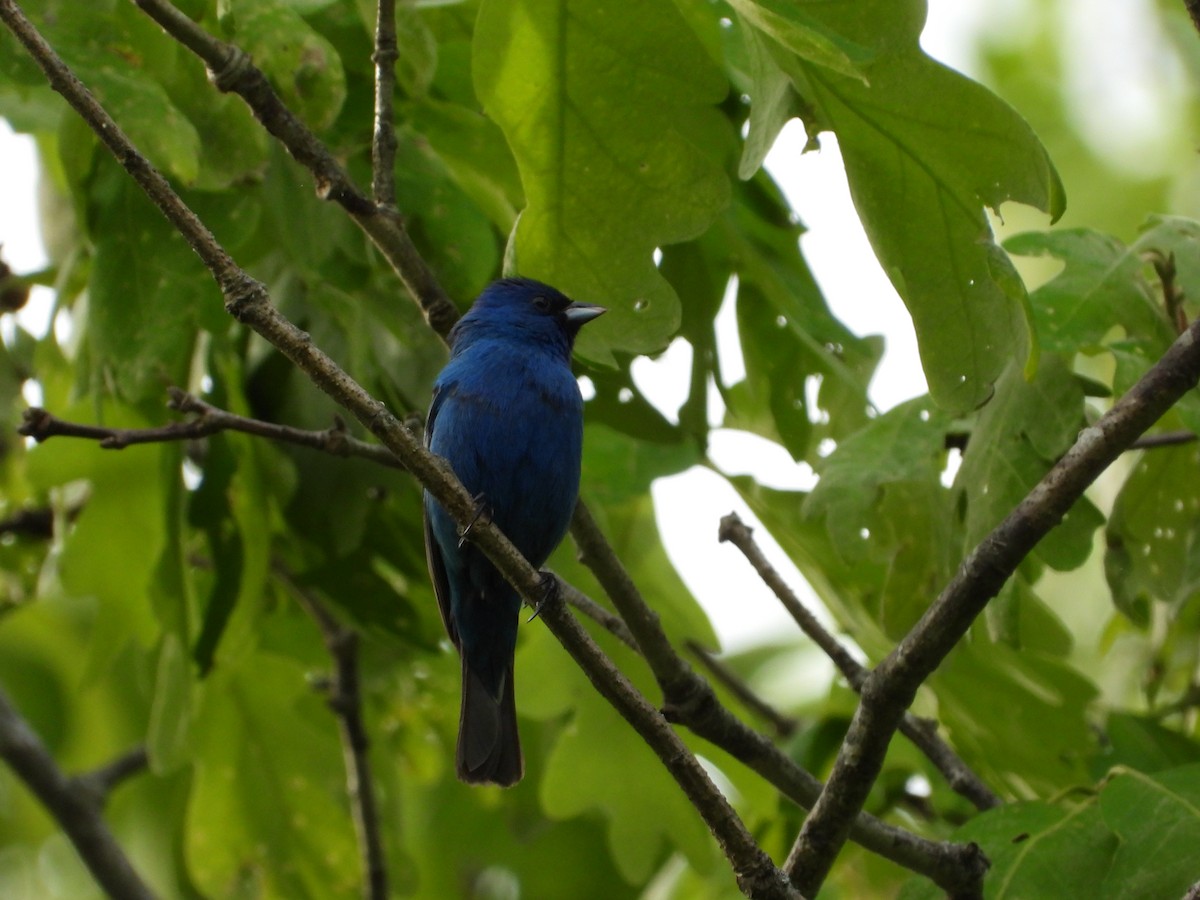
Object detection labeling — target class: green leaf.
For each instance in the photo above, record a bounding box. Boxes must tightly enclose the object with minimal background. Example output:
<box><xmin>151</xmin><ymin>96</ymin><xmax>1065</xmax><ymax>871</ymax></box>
<box><xmin>187</xmin><ymin>652</ymin><xmax>359</xmax><ymax>898</ymax></box>
<box><xmin>25</xmin><ymin>401</ymin><xmax>170</xmax><ymax>683</ymax></box>
<box><xmin>1105</xmin><ymin>444</ymin><xmax>1200</xmax><ymax>623</ymax></box>
<box><xmin>772</xmin><ymin>0</ymin><xmax>1064</xmax><ymax>411</ymax></box>
<box><xmin>736</xmin><ymin>17</ymin><xmax>799</xmax><ymax>180</ymax></box>
<box><xmin>221</xmin><ymin>0</ymin><xmax>347</xmax><ymax>132</ymax></box>
<box><xmin>932</xmin><ymin>641</ymin><xmax>1098</xmax><ymax>795</ymax></box>
<box><xmin>720</xmin><ymin>175</ymin><xmax>877</xmax><ymax>459</ymax></box>
<box><xmin>87</xmin><ymin>167</ymin><xmax>220</xmax><ymax>403</ymax></box>
<box><xmin>1096</xmin><ymin>714</ymin><xmax>1200</xmax><ymax>776</ymax></box>
<box><xmin>900</xmin><ymin>800</ymin><xmax>1116</xmax><ymax>900</ymax></box>
<box><xmin>807</xmin><ymin>397</ymin><xmax>954</xmax><ymax>555</ymax></box>
<box><xmin>727</xmin><ymin>0</ymin><xmax>874</xmax><ymax>82</ymax></box>
<box><xmin>1005</xmin><ymin>228</ymin><xmax>1173</xmax><ymax>355</ymax></box>
<box><xmin>954</xmin><ymin>355</ymin><xmax>1103</xmax><ymax>571</ymax></box>
<box><xmin>146</xmin><ymin>634</ymin><xmax>193</xmax><ymax>773</ymax></box>
<box><xmin>1099</xmin><ymin>765</ymin><xmax>1200</xmax><ymax>899</ymax></box>
<box><xmin>82</xmin><ymin>67</ymin><xmax>202</xmax><ymax>184</ymax></box>
<box><xmin>519</xmin><ymin>625</ymin><xmax>717</xmax><ymax>884</ymax></box>
<box><xmin>411</xmin><ymin>99</ymin><xmax>524</xmax><ymax>232</ymax></box>
<box><xmin>474</xmin><ymin>0</ymin><xmax>731</xmax><ymax>362</ymax></box>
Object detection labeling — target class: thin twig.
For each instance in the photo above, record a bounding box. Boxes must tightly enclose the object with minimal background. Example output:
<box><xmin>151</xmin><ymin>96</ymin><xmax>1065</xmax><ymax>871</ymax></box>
<box><xmin>371</xmin><ymin>0</ymin><xmax>398</xmax><ymax>207</ymax></box>
<box><xmin>1144</xmin><ymin>249</ymin><xmax>1187</xmax><ymax>333</ymax></box>
<box><xmin>1129</xmin><ymin>430</ymin><xmax>1197</xmax><ymax>450</ymax></box>
<box><xmin>538</xmin><ymin>580</ymin><xmax>804</xmax><ymax>900</ymax></box>
<box><xmin>718</xmin><ymin>512</ymin><xmax>1000</xmax><ymax>811</ymax></box>
<box><xmin>19</xmin><ymin>388</ymin><xmax>406</xmax><ymax>470</ymax></box>
<box><xmin>72</xmin><ymin>746</ymin><xmax>150</xmax><ymax>808</ymax></box>
<box><xmin>561</xmin><ymin>582</ymin><xmax>639</xmax><ymax>650</ymax></box>
<box><xmin>0</xmin><ymin>687</ymin><xmax>158</xmax><ymax>900</ymax></box>
<box><xmin>786</xmin><ymin>294</ymin><xmax>1200</xmax><ymax>896</ymax></box>
<box><xmin>569</xmin><ymin>503</ymin><xmax>984</xmax><ymax>894</ymax></box>
<box><xmin>276</xmin><ymin>568</ymin><xmax>389</xmax><ymax>900</ymax></box>
<box><xmin>686</xmin><ymin>641</ymin><xmax>800</xmax><ymax>739</ymax></box>
<box><xmin>129</xmin><ymin>0</ymin><xmax>459</xmax><ymax>338</ymax></box>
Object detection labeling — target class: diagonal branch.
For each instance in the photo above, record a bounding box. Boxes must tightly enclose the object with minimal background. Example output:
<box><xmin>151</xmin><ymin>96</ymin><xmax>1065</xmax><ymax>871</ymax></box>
<box><xmin>786</xmin><ymin>301</ymin><xmax>1200</xmax><ymax>895</ymax></box>
<box><xmin>537</xmin><ymin>580</ymin><xmax>803</xmax><ymax>900</ymax></box>
<box><xmin>0</xmin><ymin>7</ymin><xmax>793</xmax><ymax>893</ymax></box>
<box><xmin>129</xmin><ymin>0</ymin><xmax>458</xmax><ymax>338</ymax></box>
<box><xmin>571</xmin><ymin>503</ymin><xmax>987</xmax><ymax>895</ymax></box>
<box><xmin>0</xmin><ymin>687</ymin><xmax>157</xmax><ymax>900</ymax></box>
<box><xmin>718</xmin><ymin>512</ymin><xmax>1000</xmax><ymax>811</ymax></box>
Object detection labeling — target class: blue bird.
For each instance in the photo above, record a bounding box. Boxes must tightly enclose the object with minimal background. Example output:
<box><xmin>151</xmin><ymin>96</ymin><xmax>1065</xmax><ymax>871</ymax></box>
<box><xmin>424</xmin><ymin>277</ymin><xmax>605</xmax><ymax>785</ymax></box>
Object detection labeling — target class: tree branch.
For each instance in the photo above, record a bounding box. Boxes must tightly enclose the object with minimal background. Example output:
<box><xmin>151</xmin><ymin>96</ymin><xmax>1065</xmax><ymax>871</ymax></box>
<box><xmin>371</xmin><ymin>0</ymin><xmax>398</xmax><ymax>208</ymax></box>
<box><xmin>19</xmin><ymin>388</ymin><xmax>407</xmax><ymax>469</ymax></box>
<box><xmin>718</xmin><ymin>512</ymin><xmax>1000</xmax><ymax>811</ymax></box>
<box><xmin>537</xmin><ymin>580</ymin><xmax>803</xmax><ymax>900</ymax></box>
<box><xmin>72</xmin><ymin>746</ymin><xmax>150</xmax><ymax>808</ymax></box>
<box><xmin>570</xmin><ymin>504</ymin><xmax>986</xmax><ymax>895</ymax></box>
<box><xmin>128</xmin><ymin>0</ymin><xmax>459</xmax><ymax>338</ymax></box>
<box><xmin>1129</xmin><ymin>429</ymin><xmax>1196</xmax><ymax>450</ymax></box>
<box><xmin>686</xmin><ymin>641</ymin><xmax>799</xmax><ymax>739</ymax></box>
<box><xmin>0</xmin><ymin>8</ymin><xmax>796</xmax><ymax>893</ymax></box>
<box><xmin>786</xmin><ymin>305</ymin><xmax>1200</xmax><ymax>896</ymax></box>
<box><xmin>0</xmin><ymin>687</ymin><xmax>157</xmax><ymax>900</ymax></box>
<box><xmin>276</xmin><ymin>569</ymin><xmax>389</xmax><ymax>900</ymax></box>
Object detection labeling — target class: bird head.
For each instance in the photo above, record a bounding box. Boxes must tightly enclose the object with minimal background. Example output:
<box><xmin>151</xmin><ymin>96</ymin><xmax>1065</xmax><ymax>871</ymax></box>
<box><xmin>450</xmin><ymin>278</ymin><xmax>606</xmax><ymax>360</ymax></box>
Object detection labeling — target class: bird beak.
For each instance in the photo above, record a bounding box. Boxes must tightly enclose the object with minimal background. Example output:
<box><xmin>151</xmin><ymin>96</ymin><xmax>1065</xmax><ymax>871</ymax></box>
<box><xmin>563</xmin><ymin>302</ymin><xmax>606</xmax><ymax>326</ymax></box>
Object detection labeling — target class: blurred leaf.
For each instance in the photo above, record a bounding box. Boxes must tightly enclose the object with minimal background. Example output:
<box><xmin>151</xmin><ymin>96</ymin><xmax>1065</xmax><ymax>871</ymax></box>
<box><xmin>220</xmin><ymin>0</ymin><xmax>347</xmax><ymax>132</ymax></box>
<box><xmin>86</xmin><ymin>167</ymin><xmax>220</xmax><ymax>403</ymax></box>
<box><xmin>187</xmin><ymin>652</ymin><xmax>359</xmax><ymax>898</ymax></box>
<box><xmin>474</xmin><ymin>0</ymin><xmax>731</xmax><ymax>362</ymax></box>
<box><xmin>720</xmin><ymin>175</ymin><xmax>877</xmax><ymax>459</ymax></box>
<box><xmin>1006</xmin><ymin>222</ymin><xmax>1200</xmax><ymax>432</ymax></box>
<box><xmin>933</xmin><ymin>641</ymin><xmax>1097</xmax><ymax>795</ymax></box>
<box><xmin>954</xmin><ymin>355</ymin><xmax>1103</xmax><ymax>571</ymax></box>
<box><xmin>519</xmin><ymin>624</ymin><xmax>718</xmax><ymax>884</ymax></box>
<box><xmin>736</xmin><ymin>19</ymin><xmax>804</xmax><ymax>180</ymax></box>
<box><xmin>411</xmin><ymin>99</ymin><xmax>523</xmax><ymax>232</ymax></box>
<box><xmin>26</xmin><ymin>402</ymin><xmax>170</xmax><ymax>682</ymax></box>
<box><xmin>1095</xmin><ymin>714</ymin><xmax>1200</xmax><ymax>777</ymax></box>
<box><xmin>1099</xmin><ymin>764</ymin><xmax>1200</xmax><ymax>899</ymax></box>
<box><xmin>899</xmin><ymin>800</ymin><xmax>1116</xmax><ymax>900</ymax></box>
<box><xmin>1105</xmin><ymin>444</ymin><xmax>1200</xmax><ymax>624</ymax></box>
<box><xmin>147</xmin><ymin>634</ymin><xmax>193</xmax><ymax>773</ymax></box>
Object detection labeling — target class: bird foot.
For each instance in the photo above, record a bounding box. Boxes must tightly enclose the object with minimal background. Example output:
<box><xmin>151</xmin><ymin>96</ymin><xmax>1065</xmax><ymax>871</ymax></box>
<box><xmin>457</xmin><ymin>493</ymin><xmax>493</xmax><ymax>548</ymax></box>
<box><xmin>527</xmin><ymin>571</ymin><xmax>560</xmax><ymax>622</ymax></box>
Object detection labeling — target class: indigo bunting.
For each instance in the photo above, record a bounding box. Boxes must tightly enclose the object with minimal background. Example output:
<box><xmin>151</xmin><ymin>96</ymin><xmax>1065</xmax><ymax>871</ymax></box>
<box><xmin>424</xmin><ymin>278</ymin><xmax>605</xmax><ymax>785</ymax></box>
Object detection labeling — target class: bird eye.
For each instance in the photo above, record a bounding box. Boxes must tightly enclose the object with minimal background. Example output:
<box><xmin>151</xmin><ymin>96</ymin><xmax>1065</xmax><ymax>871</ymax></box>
<box><xmin>532</xmin><ymin>296</ymin><xmax>552</xmax><ymax>313</ymax></box>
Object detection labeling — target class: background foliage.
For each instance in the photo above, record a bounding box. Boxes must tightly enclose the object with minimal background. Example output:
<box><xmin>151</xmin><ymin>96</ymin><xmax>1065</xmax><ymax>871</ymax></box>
<box><xmin>1</xmin><ymin>0</ymin><xmax>1199</xmax><ymax>897</ymax></box>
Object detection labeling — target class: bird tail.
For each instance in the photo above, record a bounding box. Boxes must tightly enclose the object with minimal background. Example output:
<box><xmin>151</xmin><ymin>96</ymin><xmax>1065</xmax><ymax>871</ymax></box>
<box><xmin>457</xmin><ymin>659</ymin><xmax>523</xmax><ymax>786</ymax></box>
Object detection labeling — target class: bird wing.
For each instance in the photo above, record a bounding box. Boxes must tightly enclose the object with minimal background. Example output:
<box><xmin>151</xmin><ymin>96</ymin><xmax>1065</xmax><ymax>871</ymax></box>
<box><xmin>423</xmin><ymin>381</ymin><xmax>459</xmax><ymax>647</ymax></box>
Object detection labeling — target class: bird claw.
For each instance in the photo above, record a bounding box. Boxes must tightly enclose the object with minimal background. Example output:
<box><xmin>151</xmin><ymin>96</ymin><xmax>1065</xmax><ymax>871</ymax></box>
<box><xmin>457</xmin><ymin>493</ymin><xmax>493</xmax><ymax>548</ymax></box>
<box><xmin>527</xmin><ymin>572</ymin><xmax>559</xmax><ymax>622</ymax></box>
